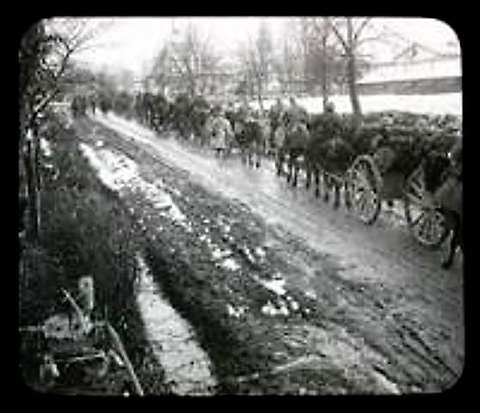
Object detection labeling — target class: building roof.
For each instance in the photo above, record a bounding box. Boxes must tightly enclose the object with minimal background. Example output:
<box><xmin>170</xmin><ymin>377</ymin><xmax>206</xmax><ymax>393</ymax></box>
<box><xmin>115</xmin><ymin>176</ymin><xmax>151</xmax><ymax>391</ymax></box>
<box><xmin>357</xmin><ymin>56</ymin><xmax>461</xmax><ymax>85</ymax></box>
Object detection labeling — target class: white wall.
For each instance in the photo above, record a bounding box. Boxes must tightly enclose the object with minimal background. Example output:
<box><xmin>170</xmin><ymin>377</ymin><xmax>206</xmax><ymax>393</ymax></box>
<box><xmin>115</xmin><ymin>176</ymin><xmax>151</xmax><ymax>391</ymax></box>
<box><xmin>248</xmin><ymin>93</ymin><xmax>462</xmax><ymax>116</ymax></box>
<box><xmin>358</xmin><ymin>57</ymin><xmax>462</xmax><ymax>84</ymax></box>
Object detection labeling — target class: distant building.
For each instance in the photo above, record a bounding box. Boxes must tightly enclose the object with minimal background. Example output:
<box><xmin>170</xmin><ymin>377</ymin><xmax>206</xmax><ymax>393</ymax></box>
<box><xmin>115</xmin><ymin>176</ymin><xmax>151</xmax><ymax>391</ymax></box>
<box><xmin>357</xmin><ymin>54</ymin><xmax>461</xmax><ymax>95</ymax></box>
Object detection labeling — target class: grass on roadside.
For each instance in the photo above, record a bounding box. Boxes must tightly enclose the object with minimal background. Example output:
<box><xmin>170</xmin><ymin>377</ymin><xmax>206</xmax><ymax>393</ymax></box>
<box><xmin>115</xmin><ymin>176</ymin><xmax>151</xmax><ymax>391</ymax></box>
<box><xmin>19</xmin><ymin>114</ymin><xmax>168</xmax><ymax>394</ymax></box>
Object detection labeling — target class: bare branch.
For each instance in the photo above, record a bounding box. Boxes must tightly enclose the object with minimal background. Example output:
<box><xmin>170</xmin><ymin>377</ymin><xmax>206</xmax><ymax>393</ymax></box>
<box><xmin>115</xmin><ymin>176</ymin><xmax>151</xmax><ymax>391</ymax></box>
<box><xmin>325</xmin><ymin>18</ymin><xmax>350</xmax><ymax>51</ymax></box>
<box><xmin>353</xmin><ymin>18</ymin><xmax>372</xmax><ymax>44</ymax></box>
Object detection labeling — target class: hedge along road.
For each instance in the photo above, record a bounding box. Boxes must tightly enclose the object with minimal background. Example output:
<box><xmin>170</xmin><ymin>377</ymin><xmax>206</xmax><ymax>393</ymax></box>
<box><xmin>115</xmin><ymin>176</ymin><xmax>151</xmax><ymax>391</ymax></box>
<box><xmin>90</xmin><ymin>112</ymin><xmax>464</xmax><ymax>393</ymax></box>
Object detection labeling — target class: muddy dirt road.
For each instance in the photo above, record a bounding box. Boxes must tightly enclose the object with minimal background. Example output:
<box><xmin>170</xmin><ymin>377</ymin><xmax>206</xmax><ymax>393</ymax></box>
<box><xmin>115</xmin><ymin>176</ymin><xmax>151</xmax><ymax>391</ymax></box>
<box><xmin>79</xmin><ymin>113</ymin><xmax>464</xmax><ymax>394</ymax></box>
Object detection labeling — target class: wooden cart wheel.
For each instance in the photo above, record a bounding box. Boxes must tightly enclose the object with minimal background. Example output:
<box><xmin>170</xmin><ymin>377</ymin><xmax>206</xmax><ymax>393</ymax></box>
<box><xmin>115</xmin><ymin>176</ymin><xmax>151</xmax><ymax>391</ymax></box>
<box><xmin>346</xmin><ymin>155</ymin><xmax>382</xmax><ymax>225</ymax></box>
<box><xmin>403</xmin><ymin>165</ymin><xmax>449</xmax><ymax>249</ymax></box>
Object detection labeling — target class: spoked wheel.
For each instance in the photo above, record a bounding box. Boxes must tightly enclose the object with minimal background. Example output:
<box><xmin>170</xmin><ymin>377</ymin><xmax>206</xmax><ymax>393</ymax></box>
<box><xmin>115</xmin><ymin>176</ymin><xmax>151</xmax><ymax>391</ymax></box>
<box><xmin>346</xmin><ymin>155</ymin><xmax>382</xmax><ymax>225</ymax></box>
<box><xmin>403</xmin><ymin>166</ymin><xmax>449</xmax><ymax>249</ymax></box>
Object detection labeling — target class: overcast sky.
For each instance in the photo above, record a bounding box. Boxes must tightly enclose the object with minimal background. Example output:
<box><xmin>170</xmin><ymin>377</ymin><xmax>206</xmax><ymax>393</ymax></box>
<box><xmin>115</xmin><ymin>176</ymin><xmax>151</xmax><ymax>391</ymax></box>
<box><xmin>72</xmin><ymin>17</ymin><xmax>460</xmax><ymax>77</ymax></box>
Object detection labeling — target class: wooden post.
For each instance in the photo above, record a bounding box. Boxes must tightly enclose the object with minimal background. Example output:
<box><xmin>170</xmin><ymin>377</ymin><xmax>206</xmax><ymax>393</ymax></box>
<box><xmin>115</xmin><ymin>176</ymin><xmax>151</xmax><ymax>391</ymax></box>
<box><xmin>105</xmin><ymin>322</ymin><xmax>144</xmax><ymax>396</ymax></box>
<box><xmin>78</xmin><ymin>276</ymin><xmax>95</xmax><ymax>317</ymax></box>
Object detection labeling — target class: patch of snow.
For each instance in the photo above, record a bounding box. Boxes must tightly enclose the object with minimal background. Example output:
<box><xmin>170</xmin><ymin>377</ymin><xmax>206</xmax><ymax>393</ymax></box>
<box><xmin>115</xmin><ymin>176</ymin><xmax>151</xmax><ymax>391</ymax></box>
<box><xmin>254</xmin><ymin>247</ymin><xmax>266</xmax><ymax>258</ymax></box>
<box><xmin>278</xmin><ymin>301</ymin><xmax>290</xmax><ymax>316</ymax></box>
<box><xmin>135</xmin><ymin>254</ymin><xmax>217</xmax><ymax>395</ymax></box>
<box><xmin>80</xmin><ymin>143</ymin><xmax>189</xmax><ymax>227</ymax></box>
<box><xmin>169</xmin><ymin>187</ymin><xmax>182</xmax><ymax>197</ymax></box>
<box><xmin>258</xmin><ymin>278</ymin><xmax>287</xmax><ymax>296</ymax></box>
<box><xmin>370</xmin><ymin>370</ymin><xmax>401</xmax><ymax>394</ymax></box>
<box><xmin>261</xmin><ymin>301</ymin><xmax>277</xmax><ymax>316</ymax></box>
<box><xmin>40</xmin><ymin>138</ymin><xmax>52</xmax><ymax>157</ymax></box>
<box><xmin>80</xmin><ymin>143</ymin><xmax>123</xmax><ymax>191</ymax></box>
<box><xmin>165</xmin><ymin>203</ymin><xmax>187</xmax><ymax>223</ymax></box>
<box><xmin>305</xmin><ymin>290</ymin><xmax>317</xmax><ymax>299</ymax></box>
<box><xmin>289</xmin><ymin>299</ymin><xmax>300</xmax><ymax>311</ymax></box>
<box><xmin>226</xmin><ymin>304</ymin><xmax>248</xmax><ymax>318</ymax></box>
<box><xmin>261</xmin><ymin>300</ymin><xmax>290</xmax><ymax>317</ymax></box>
<box><xmin>220</xmin><ymin>258</ymin><xmax>241</xmax><ymax>271</ymax></box>
<box><xmin>243</xmin><ymin>246</ymin><xmax>256</xmax><ymax>263</ymax></box>
<box><xmin>211</xmin><ymin>246</ymin><xmax>233</xmax><ymax>261</ymax></box>
<box><xmin>95</xmin><ymin>140</ymin><xmax>104</xmax><ymax>148</ymax></box>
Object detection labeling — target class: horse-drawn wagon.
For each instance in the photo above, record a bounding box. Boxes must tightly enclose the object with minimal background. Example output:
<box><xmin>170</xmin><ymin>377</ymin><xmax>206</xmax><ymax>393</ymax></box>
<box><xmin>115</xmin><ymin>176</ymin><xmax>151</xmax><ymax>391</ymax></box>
<box><xmin>344</xmin><ymin>118</ymin><xmax>460</xmax><ymax>248</ymax></box>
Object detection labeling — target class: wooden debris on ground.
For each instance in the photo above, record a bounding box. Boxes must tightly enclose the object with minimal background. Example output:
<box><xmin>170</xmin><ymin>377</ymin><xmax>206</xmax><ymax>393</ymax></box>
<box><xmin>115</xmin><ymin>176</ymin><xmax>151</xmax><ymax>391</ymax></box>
<box><xmin>19</xmin><ymin>277</ymin><xmax>144</xmax><ymax>395</ymax></box>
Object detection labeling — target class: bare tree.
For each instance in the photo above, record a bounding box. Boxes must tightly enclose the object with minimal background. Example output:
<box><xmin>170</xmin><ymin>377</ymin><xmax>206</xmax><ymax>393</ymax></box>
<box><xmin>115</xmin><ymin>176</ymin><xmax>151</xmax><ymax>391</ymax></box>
<box><xmin>149</xmin><ymin>44</ymin><xmax>170</xmax><ymax>95</ymax></box>
<box><xmin>19</xmin><ymin>18</ymin><xmax>112</xmax><ymax>240</ymax></box>
<box><xmin>324</xmin><ymin>17</ymin><xmax>372</xmax><ymax>125</ymax></box>
<box><xmin>236</xmin><ymin>20</ymin><xmax>274</xmax><ymax>111</ymax></box>
<box><xmin>20</xmin><ymin>19</ymin><xmax>112</xmax><ymax>132</ymax></box>
<box><xmin>273</xmin><ymin>20</ymin><xmax>303</xmax><ymax>96</ymax></box>
<box><xmin>304</xmin><ymin>18</ymin><xmax>339</xmax><ymax>109</ymax></box>
<box><xmin>272</xmin><ymin>18</ymin><xmax>341</xmax><ymax>107</ymax></box>
<box><xmin>166</xmin><ymin>22</ymin><xmax>221</xmax><ymax>98</ymax></box>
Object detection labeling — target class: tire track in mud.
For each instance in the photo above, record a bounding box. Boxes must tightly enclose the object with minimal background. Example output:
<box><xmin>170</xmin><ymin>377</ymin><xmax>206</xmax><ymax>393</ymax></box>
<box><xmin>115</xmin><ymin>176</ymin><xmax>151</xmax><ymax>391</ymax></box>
<box><xmin>264</xmin><ymin>224</ymin><xmax>461</xmax><ymax>392</ymax></box>
<box><xmin>87</xmin><ymin>115</ymin><xmax>464</xmax><ymax>393</ymax></box>
<box><xmin>268</xmin><ymin>222</ymin><xmax>463</xmax><ymax>390</ymax></box>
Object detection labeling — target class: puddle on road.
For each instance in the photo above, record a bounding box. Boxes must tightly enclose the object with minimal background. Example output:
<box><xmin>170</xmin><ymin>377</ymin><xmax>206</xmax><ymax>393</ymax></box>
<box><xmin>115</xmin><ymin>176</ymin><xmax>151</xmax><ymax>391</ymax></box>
<box><xmin>135</xmin><ymin>254</ymin><xmax>217</xmax><ymax>395</ymax></box>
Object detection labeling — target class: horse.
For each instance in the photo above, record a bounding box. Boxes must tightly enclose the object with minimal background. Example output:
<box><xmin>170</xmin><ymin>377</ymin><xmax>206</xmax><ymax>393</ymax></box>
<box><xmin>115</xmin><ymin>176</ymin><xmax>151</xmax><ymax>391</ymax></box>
<box><xmin>150</xmin><ymin>93</ymin><xmax>170</xmax><ymax>133</ymax></box>
<box><xmin>305</xmin><ymin>111</ymin><xmax>354</xmax><ymax>207</ymax></box>
<box><xmin>241</xmin><ymin>117</ymin><xmax>265</xmax><ymax>168</ymax></box>
<box><xmin>230</xmin><ymin>109</ymin><xmax>262</xmax><ymax>168</ymax></box>
<box><xmin>143</xmin><ymin>93</ymin><xmax>158</xmax><ymax>129</ymax></box>
<box><xmin>273</xmin><ymin>123</ymin><xmax>286</xmax><ymax>176</ymax></box>
<box><xmin>98</xmin><ymin>93</ymin><xmax>112</xmax><ymax>115</ymax></box>
<box><xmin>171</xmin><ymin>94</ymin><xmax>193</xmax><ymax>140</ymax></box>
<box><xmin>423</xmin><ymin>143</ymin><xmax>463</xmax><ymax>269</ymax></box>
<box><xmin>284</xmin><ymin>120</ymin><xmax>310</xmax><ymax>187</ymax></box>
<box><xmin>189</xmin><ymin>96</ymin><xmax>211</xmax><ymax>147</ymax></box>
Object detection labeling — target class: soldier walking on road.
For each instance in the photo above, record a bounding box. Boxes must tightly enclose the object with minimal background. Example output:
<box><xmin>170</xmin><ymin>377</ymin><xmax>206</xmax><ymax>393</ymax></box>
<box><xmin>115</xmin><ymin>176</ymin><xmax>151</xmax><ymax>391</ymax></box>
<box><xmin>208</xmin><ymin>106</ymin><xmax>234</xmax><ymax>160</ymax></box>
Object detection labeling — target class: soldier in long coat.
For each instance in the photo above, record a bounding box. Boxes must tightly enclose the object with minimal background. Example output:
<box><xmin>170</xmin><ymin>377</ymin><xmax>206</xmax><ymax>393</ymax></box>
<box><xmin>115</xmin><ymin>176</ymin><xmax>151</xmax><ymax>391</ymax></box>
<box><xmin>208</xmin><ymin>106</ymin><xmax>234</xmax><ymax>159</ymax></box>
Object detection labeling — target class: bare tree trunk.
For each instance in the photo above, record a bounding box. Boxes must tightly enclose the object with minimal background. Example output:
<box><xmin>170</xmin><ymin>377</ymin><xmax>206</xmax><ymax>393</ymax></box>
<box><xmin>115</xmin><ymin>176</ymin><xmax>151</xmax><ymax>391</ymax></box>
<box><xmin>33</xmin><ymin>130</ymin><xmax>42</xmax><ymax>238</ymax></box>
<box><xmin>23</xmin><ymin>138</ymin><xmax>38</xmax><ymax>240</ymax></box>
<box><xmin>346</xmin><ymin>51</ymin><xmax>362</xmax><ymax>133</ymax></box>
<box><xmin>346</xmin><ymin>19</ymin><xmax>362</xmax><ymax>130</ymax></box>
<box><xmin>321</xmin><ymin>33</ymin><xmax>329</xmax><ymax>111</ymax></box>
<box><xmin>346</xmin><ymin>51</ymin><xmax>361</xmax><ymax>117</ymax></box>
<box><xmin>257</xmin><ymin>75</ymin><xmax>264</xmax><ymax>111</ymax></box>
